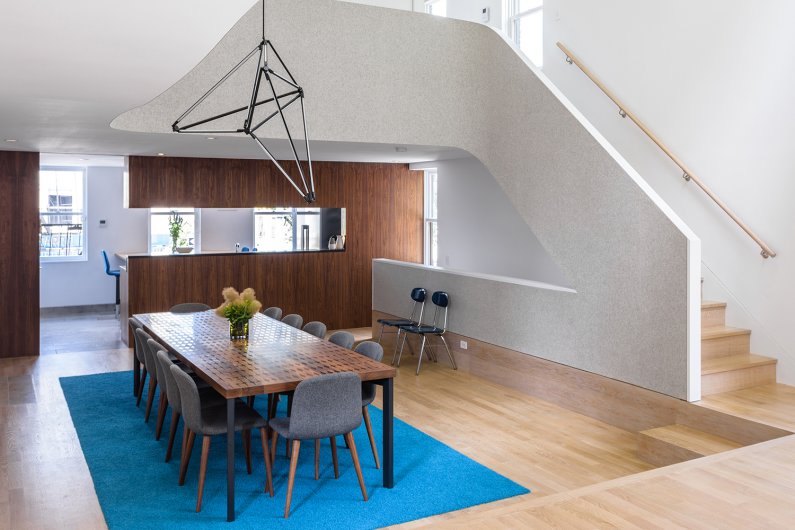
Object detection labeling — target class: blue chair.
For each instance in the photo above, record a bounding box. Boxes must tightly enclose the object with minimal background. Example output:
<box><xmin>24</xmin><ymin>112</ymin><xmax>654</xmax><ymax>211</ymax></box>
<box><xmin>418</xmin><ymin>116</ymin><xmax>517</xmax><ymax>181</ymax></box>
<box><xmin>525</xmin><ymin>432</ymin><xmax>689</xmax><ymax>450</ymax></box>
<box><xmin>396</xmin><ymin>291</ymin><xmax>457</xmax><ymax>375</ymax></box>
<box><xmin>376</xmin><ymin>287</ymin><xmax>426</xmax><ymax>365</ymax></box>
<box><xmin>102</xmin><ymin>250</ymin><xmax>120</xmax><ymax>315</ymax></box>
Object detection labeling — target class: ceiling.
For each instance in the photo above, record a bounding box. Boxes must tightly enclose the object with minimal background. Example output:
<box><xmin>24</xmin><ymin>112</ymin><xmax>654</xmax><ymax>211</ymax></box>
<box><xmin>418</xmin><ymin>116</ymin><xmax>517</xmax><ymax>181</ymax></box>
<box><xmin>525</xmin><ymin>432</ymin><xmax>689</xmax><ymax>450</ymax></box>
<box><xmin>0</xmin><ymin>0</ymin><xmax>467</xmax><ymax>164</ymax></box>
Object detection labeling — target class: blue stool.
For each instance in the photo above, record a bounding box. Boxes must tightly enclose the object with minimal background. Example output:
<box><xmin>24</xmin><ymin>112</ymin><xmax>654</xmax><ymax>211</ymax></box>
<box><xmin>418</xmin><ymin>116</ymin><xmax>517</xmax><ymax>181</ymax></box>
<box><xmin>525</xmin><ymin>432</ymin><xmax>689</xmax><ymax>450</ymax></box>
<box><xmin>102</xmin><ymin>250</ymin><xmax>121</xmax><ymax>316</ymax></box>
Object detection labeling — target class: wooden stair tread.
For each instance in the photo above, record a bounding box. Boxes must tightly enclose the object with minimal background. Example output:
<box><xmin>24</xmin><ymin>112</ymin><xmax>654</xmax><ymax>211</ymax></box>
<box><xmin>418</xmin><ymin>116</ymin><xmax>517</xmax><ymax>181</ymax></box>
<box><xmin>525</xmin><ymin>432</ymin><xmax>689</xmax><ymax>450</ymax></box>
<box><xmin>639</xmin><ymin>424</ymin><xmax>742</xmax><ymax>456</ymax></box>
<box><xmin>701</xmin><ymin>301</ymin><xmax>727</xmax><ymax>310</ymax></box>
<box><xmin>702</xmin><ymin>354</ymin><xmax>777</xmax><ymax>375</ymax></box>
<box><xmin>701</xmin><ymin>326</ymin><xmax>751</xmax><ymax>340</ymax></box>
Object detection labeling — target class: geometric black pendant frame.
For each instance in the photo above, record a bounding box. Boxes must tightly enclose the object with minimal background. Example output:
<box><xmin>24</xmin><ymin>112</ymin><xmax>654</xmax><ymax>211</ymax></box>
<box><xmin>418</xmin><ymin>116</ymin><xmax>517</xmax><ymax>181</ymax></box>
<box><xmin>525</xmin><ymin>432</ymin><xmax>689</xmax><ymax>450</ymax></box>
<box><xmin>172</xmin><ymin>38</ymin><xmax>316</xmax><ymax>203</ymax></box>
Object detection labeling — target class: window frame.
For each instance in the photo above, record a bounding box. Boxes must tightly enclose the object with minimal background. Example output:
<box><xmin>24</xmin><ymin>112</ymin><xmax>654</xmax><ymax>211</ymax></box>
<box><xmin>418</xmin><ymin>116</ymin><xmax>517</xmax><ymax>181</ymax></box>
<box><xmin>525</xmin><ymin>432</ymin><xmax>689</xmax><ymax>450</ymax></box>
<box><xmin>39</xmin><ymin>166</ymin><xmax>88</xmax><ymax>263</ymax></box>
<box><xmin>148</xmin><ymin>207</ymin><xmax>200</xmax><ymax>254</ymax></box>
<box><xmin>423</xmin><ymin>169</ymin><xmax>438</xmax><ymax>267</ymax></box>
<box><xmin>507</xmin><ymin>0</ymin><xmax>544</xmax><ymax>68</ymax></box>
<box><xmin>424</xmin><ymin>0</ymin><xmax>447</xmax><ymax>17</ymax></box>
<box><xmin>253</xmin><ymin>207</ymin><xmax>322</xmax><ymax>251</ymax></box>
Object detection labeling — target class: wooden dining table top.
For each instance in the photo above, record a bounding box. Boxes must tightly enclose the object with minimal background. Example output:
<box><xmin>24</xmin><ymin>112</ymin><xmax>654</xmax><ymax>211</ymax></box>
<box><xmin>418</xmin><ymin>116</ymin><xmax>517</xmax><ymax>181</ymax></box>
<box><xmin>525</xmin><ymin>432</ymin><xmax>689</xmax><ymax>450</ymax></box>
<box><xmin>134</xmin><ymin>311</ymin><xmax>396</xmax><ymax>399</ymax></box>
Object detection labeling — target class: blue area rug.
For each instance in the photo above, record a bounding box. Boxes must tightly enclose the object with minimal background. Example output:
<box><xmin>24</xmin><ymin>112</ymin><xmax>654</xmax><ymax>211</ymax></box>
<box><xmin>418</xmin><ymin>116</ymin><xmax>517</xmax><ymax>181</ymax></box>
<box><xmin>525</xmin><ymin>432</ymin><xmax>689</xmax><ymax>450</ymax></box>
<box><xmin>60</xmin><ymin>371</ymin><xmax>528</xmax><ymax>528</ymax></box>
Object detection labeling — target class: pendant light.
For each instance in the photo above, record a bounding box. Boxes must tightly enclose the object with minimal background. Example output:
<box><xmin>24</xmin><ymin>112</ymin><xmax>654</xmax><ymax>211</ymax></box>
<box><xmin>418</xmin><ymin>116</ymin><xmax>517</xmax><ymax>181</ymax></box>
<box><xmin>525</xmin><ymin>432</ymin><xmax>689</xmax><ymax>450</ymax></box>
<box><xmin>172</xmin><ymin>1</ymin><xmax>315</xmax><ymax>203</ymax></box>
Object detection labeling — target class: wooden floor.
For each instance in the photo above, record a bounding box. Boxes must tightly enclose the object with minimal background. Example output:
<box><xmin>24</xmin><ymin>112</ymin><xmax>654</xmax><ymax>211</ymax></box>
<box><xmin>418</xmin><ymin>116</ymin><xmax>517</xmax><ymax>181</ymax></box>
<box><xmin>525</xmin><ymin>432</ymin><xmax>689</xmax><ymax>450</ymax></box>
<box><xmin>3</xmin><ymin>312</ymin><xmax>795</xmax><ymax>528</ymax></box>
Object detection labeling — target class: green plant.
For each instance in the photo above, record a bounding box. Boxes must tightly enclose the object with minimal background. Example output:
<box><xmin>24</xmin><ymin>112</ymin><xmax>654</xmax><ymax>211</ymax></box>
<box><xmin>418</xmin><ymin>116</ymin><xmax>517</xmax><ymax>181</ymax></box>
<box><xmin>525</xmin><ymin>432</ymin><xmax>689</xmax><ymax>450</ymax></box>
<box><xmin>168</xmin><ymin>211</ymin><xmax>184</xmax><ymax>245</ymax></box>
<box><xmin>215</xmin><ymin>287</ymin><xmax>262</xmax><ymax>325</ymax></box>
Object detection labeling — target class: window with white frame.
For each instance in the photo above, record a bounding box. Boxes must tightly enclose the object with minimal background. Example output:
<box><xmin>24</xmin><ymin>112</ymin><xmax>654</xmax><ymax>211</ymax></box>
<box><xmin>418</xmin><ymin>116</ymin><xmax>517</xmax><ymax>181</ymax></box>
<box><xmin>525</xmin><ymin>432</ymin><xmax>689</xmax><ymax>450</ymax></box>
<box><xmin>425</xmin><ymin>0</ymin><xmax>447</xmax><ymax>17</ymax></box>
<box><xmin>254</xmin><ymin>208</ymin><xmax>321</xmax><ymax>251</ymax></box>
<box><xmin>424</xmin><ymin>170</ymin><xmax>438</xmax><ymax>266</ymax></box>
<box><xmin>509</xmin><ymin>0</ymin><xmax>544</xmax><ymax>67</ymax></box>
<box><xmin>39</xmin><ymin>167</ymin><xmax>86</xmax><ymax>261</ymax></box>
<box><xmin>149</xmin><ymin>208</ymin><xmax>198</xmax><ymax>254</ymax></box>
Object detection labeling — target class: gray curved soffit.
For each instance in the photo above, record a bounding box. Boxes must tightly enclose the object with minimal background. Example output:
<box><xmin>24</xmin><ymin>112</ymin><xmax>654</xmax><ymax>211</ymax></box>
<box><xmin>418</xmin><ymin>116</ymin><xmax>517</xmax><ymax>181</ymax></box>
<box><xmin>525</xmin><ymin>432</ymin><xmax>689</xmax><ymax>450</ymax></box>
<box><xmin>112</xmin><ymin>0</ymin><xmax>699</xmax><ymax>400</ymax></box>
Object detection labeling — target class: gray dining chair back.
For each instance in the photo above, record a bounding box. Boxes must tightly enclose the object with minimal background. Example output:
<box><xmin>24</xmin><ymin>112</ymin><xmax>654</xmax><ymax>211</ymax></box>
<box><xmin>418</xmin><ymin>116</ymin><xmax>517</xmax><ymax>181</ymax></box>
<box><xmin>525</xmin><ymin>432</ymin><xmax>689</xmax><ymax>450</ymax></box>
<box><xmin>328</xmin><ymin>330</ymin><xmax>355</xmax><ymax>349</ymax></box>
<box><xmin>281</xmin><ymin>313</ymin><xmax>304</xmax><ymax>329</ymax></box>
<box><xmin>289</xmin><ymin>372</ymin><xmax>362</xmax><ymax>440</ymax></box>
<box><xmin>148</xmin><ymin>338</ymin><xmax>168</xmax><ymax>392</ymax></box>
<box><xmin>170</xmin><ymin>303</ymin><xmax>211</xmax><ymax>313</ymax></box>
<box><xmin>129</xmin><ymin>318</ymin><xmax>145</xmax><ymax>364</ymax></box>
<box><xmin>135</xmin><ymin>328</ymin><xmax>156</xmax><ymax>377</ymax></box>
<box><xmin>171</xmin><ymin>364</ymin><xmax>202</xmax><ymax>434</ymax></box>
<box><xmin>263</xmin><ymin>306</ymin><xmax>283</xmax><ymax>320</ymax></box>
<box><xmin>156</xmin><ymin>350</ymin><xmax>182</xmax><ymax>414</ymax></box>
<box><xmin>355</xmin><ymin>341</ymin><xmax>384</xmax><ymax>405</ymax></box>
<box><xmin>302</xmin><ymin>321</ymin><xmax>327</xmax><ymax>339</ymax></box>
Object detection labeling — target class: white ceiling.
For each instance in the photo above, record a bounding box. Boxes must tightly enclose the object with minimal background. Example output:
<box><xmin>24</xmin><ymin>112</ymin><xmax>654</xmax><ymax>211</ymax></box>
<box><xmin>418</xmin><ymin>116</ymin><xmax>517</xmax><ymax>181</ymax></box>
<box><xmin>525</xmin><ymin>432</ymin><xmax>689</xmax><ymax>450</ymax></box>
<box><xmin>0</xmin><ymin>0</ymin><xmax>467</xmax><ymax>163</ymax></box>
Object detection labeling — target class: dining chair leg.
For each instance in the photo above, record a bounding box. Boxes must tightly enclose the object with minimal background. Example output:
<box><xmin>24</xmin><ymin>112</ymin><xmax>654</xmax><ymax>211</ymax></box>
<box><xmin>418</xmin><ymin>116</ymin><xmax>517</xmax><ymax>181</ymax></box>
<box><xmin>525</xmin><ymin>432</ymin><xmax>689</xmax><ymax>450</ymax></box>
<box><xmin>344</xmin><ymin>432</ymin><xmax>368</xmax><ymax>501</ymax></box>
<box><xmin>244</xmin><ymin>429</ymin><xmax>252</xmax><ymax>475</ymax></box>
<box><xmin>439</xmin><ymin>335</ymin><xmax>457</xmax><ymax>369</ymax></box>
<box><xmin>314</xmin><ymin>439</ymin><xmax>320</xmax><ymax>480</ymax></box>
<box><xmin>416</xmin><ymin>335</ymin><xmax>428</xmax><ymax>375</ymax></box>
<box><xmin>144</xmin><ymin>379</ymin><xmax>158</xmax><ymax>422</ymax></box>
<box><xmin>247</xmin><ymin>396</ymin><xmax>255</xmax><ymax>407</ymax></box>
<box><xmin>196</xmin><ymin>435</ymin><xmax>211</xmax><ymax>512</ymax></box>
<box><xmin>362</xmin><ymin>406</ymin><xmax>380</xmax><ymax>469</ymax></box>
<box><xmin>259</xmin><ymin>427</ymin><xmax>274</xmax><ymax>497</ymax></box>
<box><xmin>377</xmin><ymin>322</ymin><xmax>385</xmax><ymax>343</ymax></box>
<box><xmin>165</xmin><ymin>411</ymin><xmax>180</xmax><ymax>462</ymax></box>
<box><xmin>271</xmin><ymin>431</ymin><xmax>279</xmax><ymax>463</ymax></box>
<box><xmin>330</xmin><ymin>436</ymin><xmax>339</xmax><ymax>479</ymax></box>
<box><xmin>179</xmin><ymin>430</ymin><xmax>196</xmax><ymax>486</ymax></box>
<box><xmin>395</xmin><ymin>332</ymin><xmax>409</xmax><ymax>367</ymax></box>
<box><xmin>136</xmin><ymin>368</ymin><xmax>147</xmax><ymax>407</ymax></box>
<box><xmin>155</xmin><ymin>395</ymin><xmax>168</xmax><ymax>440</ymax></box>
<box><xmin>284</xmin><ymin>440</ymin><xmax>301</xmax><ymax>519</ymax></box>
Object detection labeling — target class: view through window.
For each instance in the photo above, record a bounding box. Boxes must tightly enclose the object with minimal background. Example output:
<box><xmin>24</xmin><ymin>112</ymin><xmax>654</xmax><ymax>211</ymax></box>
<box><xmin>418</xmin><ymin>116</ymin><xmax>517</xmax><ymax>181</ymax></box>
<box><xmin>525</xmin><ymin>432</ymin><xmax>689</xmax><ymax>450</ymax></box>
<box><xmin>150</xmin><ymin>208</ymin><xmax>198</xmax><ymax>254</ymax></box>
<box><xmin>254</xmin><ymin>208</ymin><xmax>321</xmax><ymax>251</ymax></box>
<box><xmin>424</xmin><ymin>170</ymin><xmax>438</xmax><ymax>266</ymax></box>
<box><xmin>509</xmin><ymin>0</ymin><xmax>544</xmax><ymax>67</ymax></box>
<box><xmin>424</xmin><ymin>0</ymin><xmax>447</xmax><ymax>17</ymax></box>
<box><xmin>39</xmin><ymin>167</ymin><xmax>86</xmax><ymax>260</ymax></box>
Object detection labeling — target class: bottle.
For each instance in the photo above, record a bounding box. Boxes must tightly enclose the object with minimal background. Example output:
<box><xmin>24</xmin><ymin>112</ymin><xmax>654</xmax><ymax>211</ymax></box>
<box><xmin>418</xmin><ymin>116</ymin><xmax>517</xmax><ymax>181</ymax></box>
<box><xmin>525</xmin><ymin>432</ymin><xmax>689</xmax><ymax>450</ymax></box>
<box><xmin>235</xmin><ymin>243</ymin><xmax>240</xmax><ymax>253</ymax></box>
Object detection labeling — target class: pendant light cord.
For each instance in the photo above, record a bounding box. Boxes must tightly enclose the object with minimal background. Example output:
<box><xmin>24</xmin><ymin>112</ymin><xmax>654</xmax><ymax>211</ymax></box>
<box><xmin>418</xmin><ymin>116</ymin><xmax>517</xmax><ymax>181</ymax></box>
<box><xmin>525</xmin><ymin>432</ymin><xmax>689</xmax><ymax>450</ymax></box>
<box><xmin>261</xmin><ymin>0</ymin><xmax>265</xmax><ymax>41</ymax></box>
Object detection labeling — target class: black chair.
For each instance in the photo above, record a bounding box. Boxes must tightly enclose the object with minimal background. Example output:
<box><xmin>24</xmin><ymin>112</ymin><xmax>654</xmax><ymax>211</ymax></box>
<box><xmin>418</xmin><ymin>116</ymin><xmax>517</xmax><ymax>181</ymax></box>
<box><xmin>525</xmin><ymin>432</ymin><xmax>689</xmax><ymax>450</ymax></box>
<box><xmin>171</xmin><ymin>365</ymin><xmax>273</xmax><ymax>512</ymax></box>
<box><xmin>376</xmin><ymin>287</ymin><xmax>426</xmax><ymax>364</ymax></box>
<box><xmin>102</xmin><ymin>250</ymin><xmax>120</xmax><ymax>316</ymax></box>
<box><xmin>269</xmin><ymin>372</ymin><xmax>367</xmax><ymax>518</ymax></box>
<box><xmin>397</xmin><ymin>291</ymin><xmax>457</xmax><ymax>375</ymax></box>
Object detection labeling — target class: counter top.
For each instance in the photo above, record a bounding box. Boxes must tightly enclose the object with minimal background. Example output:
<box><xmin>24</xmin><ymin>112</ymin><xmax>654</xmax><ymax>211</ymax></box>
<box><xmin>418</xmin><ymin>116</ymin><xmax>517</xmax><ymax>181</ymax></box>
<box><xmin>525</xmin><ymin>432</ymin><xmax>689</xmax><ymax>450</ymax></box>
<box><xmin>116</xmin><ymin>248</ymin><xmax>345</xmax><ymax>261</ymax></box>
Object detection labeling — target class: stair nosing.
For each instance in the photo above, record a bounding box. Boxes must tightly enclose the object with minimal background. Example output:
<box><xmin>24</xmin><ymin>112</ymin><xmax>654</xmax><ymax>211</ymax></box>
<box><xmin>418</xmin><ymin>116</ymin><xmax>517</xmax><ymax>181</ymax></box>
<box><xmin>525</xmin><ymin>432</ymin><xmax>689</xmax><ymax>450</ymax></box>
<box><xmin>701</xmin><ymin>353</ymin><xmax>777</xmax><ymax>375</ymax></box>
<box><xmin>701</xmin><ymin>326</ymin><xmax>751</xmax><ymax>340</ymax></box>
<box><xmin>701</xmin><ymin>301</ymin><xmax>727</xmax><ymax>310</ymax></box>
<box><xmin>639</xmin><ymin>424</ymin><xmax>742</xmax><ymax>455</ymax></box>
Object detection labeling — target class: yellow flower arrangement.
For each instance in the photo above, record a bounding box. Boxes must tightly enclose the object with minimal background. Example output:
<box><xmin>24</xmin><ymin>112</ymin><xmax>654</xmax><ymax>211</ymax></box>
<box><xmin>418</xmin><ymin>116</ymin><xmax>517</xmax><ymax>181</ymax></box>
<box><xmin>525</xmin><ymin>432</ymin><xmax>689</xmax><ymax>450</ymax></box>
<box><xmin>215</xmin><ymin>287</ymin><xmax>263</xmax><ymax>326</ymax></box>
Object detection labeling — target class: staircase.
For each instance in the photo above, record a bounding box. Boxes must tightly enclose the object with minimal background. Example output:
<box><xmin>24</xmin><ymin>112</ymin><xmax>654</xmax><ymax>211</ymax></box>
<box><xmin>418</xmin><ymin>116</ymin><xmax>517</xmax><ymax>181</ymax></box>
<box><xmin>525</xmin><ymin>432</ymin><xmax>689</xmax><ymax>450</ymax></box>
<box><xmin>700</xmin><ymin>301</ymin><xmax>777</xmax><ymax>396</ymax></box>
<box><xmin>637</xmin><ymin>424</ymin><xmax>742</xmax><ymax>467</ymax></box>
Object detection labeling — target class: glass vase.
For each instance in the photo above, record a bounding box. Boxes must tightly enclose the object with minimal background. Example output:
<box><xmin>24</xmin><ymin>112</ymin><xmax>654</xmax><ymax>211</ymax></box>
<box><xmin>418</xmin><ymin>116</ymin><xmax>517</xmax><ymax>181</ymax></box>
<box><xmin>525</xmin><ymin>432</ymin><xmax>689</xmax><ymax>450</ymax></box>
<box><xmin>229</xmin><ymin>319</ymin><xmax>249</xmax><ymax>340</ymax></box>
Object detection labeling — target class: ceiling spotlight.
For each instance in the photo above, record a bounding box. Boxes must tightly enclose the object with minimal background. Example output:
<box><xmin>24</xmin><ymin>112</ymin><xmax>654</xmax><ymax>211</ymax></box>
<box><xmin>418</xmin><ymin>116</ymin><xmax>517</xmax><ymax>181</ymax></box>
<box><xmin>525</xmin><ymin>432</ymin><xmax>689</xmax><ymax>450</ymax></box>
<box><xmin>4</xmin><ymin>139</ymin><xmax>17</xmax><ymax>143</ymax></box>
<box><xmin>79</xmin><ymin>158</ymin><xmax>90</xmax><ymax>161</ymax></box>
<box><xmin>172</xmin><ymin>1</ymin><xmax>315</xmax><ymax>203</ymax></box>
<box><xmin>157</xmin><ymin>152</ymin><xmax>166</xmax><ymax>156</ymax></box>
<box><xmin>206</xmin><ymin>137</ymin><xmax>216</xmax><ymax>140</ymax></box>
<box><xmin>395</xmin><ymin>146</ymin><xmax>408</xmax><ymax>153</ymax></box>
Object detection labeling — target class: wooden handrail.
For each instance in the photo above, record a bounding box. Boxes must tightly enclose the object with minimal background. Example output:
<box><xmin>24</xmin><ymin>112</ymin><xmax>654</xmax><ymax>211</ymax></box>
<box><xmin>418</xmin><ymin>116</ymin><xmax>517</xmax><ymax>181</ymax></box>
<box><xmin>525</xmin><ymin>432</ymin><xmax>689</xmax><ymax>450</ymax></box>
<box><xmin>557</xmin><ymin>42</ymin><xmax>777</xmax><ymax>259</ymax></box>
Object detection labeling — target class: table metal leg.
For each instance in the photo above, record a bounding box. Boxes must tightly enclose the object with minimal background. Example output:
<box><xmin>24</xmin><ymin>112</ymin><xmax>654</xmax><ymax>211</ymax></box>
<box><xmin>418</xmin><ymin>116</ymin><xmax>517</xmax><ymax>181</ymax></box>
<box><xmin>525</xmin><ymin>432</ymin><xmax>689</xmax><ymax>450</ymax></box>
<box><xmin>382</xmin><ymin>378</ymin><xmax>394</xmax><ymax>488</ymax></box>
<box><xmin>227</xmin><ymin>398</ymin><xmax>236</xmax><ymax>521</ymax></box>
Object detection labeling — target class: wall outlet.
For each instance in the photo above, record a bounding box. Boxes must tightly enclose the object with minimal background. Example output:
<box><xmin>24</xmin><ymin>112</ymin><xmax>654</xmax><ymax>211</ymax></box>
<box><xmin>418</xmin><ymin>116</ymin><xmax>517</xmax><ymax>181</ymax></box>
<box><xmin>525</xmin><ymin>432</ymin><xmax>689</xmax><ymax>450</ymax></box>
<box><xmin>98</xmin><ymin>219</ymin><xmax>107</xmax><ymax>227</ymax></box>
<box><xmin>481</xmin><ymin>7</ymin><xmax>490</xmax><ymax>23</ymax></box>
<box><xmin>460</xmin><ymin>340</ymin><xmax>468</xmax><ymax>350</ymax></box>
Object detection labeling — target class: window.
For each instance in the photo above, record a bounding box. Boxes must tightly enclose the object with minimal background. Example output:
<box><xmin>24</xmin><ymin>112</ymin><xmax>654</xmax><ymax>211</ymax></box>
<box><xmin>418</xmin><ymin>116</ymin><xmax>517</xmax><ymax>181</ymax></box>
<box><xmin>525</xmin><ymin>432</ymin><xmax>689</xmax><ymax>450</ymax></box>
<box><xmin>424</xmin><ymin>170</ymin><xmax>438</xmax><ymax>266</ymax></box>
<box><xmin>149</xmin><ymin>208</ymin><xmax>198</xmax><ymax>254</ymax></box>
<box><xmin>254</xmin><ymin>208</ymin><xmax>321</xmax><ymax>251</ymax></box>
<box><xmin>425</xmin><ymin>0</ymin><xmax>447</xmax><ymax>17</ymax></box>
<box><xmin>509</xmin><ymin>0</ymin><xmax>544</xmax><ymax>67</ymax></box>
<box><xmin>39</xmin><ymin>167</ymin><xmax>86</xmax><ymax>261</ymax></box>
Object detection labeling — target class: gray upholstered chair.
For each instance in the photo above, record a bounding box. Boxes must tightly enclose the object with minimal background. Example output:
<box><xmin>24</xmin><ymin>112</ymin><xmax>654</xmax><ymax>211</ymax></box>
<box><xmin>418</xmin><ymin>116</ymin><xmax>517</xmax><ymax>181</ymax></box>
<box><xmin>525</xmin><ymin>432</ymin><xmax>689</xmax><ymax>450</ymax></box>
<box><xmin>263</xmin><ymin>306</ymin><xmax>283</xmax><ymax>320</ymax></box>
<box><xmin>302</xmin><ymin>321</ymin><xmax>327</xmax><ymax>339</ymax></box>
<box><xmin>155</xmin><ymin>349</ymin><xmax>225</xmax><ymax>464</ymax></box>
<box><xmin>148</xmin><ymin>338</ymin><xmax>173</xmax><ymax>440</ymax></box>
<box><xmin>355</xmin><ymin>341</ymin><xmax>384</xmax><ymax>468</ymax></box>
<box><xmin>328</xmin><ymin>330</ymin><xmax>355</xmax><ymax>350</ymax></box>
<box><xmin>135</xmin><ymin>328</ymin><xmax>161</xmax><ymax>423</ymax></box>
<box><xmin>269</xmin><ymin>372</ymin><xmax>367</xmax><ymax>518</ymax></box>
<box><xmin>129</xmin><ymin>318</ymin><xmax>147</xmax><ymax>405</ymax></box>
<box><xmin>169</xmin><ymin>302</ymin><xmax>211</xmax><ymax>313</ymax></box>
<box><xmin>281</xmin><ymin>314</ymin><xmax>303</xmax><ymax>329</ymax></box>
<box><xmin>170</xmin><ymin>365</ymin><xmax>273</xmax><ymax>513</ymax></box>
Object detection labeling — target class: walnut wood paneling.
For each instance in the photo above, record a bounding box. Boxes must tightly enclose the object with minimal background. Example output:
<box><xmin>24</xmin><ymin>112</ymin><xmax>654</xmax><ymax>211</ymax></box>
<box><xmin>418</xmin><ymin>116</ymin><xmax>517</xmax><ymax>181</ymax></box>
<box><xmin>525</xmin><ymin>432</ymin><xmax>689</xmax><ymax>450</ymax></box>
<box><xmin>0</xmin><ymin>151</ymin><xmax>40</xmax><ymax>357</ymax></box>
<box><xmin>124</xmin><ymin>157</ymin><xmax>422</xmax><ymax>343</ymax></box>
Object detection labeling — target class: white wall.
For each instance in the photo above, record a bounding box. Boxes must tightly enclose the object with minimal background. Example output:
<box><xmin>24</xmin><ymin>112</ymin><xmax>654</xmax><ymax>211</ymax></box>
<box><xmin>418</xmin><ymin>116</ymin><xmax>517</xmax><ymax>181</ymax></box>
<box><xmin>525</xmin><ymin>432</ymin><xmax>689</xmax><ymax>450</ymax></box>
<box><xmin>416</xmin><ymin>156</ymin><xmax>569</xmax><ymax>285</ymax></box>
<box><xmin>40</xmin><ymin>166</ymin><xmax>149</xmax><ymax>308</ymax></box>
<box><xmin>201</xmin><ymin>208</ymin><xmax>254</xmax><ymax>251</ymax></box>
<box><xmin>341</xmin><ymin>0</ymin><xmax>501</xmax><ymax>28</ymax></box>
<box><xmin>542</xmin><ymin>0</ymin><xmax>795</xmax><ymax>384</ymax></box>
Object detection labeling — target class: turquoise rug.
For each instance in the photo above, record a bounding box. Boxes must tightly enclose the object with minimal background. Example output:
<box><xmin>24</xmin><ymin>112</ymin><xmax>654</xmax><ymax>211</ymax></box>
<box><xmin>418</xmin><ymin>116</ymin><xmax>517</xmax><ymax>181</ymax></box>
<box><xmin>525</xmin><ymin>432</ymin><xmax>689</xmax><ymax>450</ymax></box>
<box><xmin>60</xmin><ymin>371</ymin><xmax>528</xmax><ymax>528</ymax></box>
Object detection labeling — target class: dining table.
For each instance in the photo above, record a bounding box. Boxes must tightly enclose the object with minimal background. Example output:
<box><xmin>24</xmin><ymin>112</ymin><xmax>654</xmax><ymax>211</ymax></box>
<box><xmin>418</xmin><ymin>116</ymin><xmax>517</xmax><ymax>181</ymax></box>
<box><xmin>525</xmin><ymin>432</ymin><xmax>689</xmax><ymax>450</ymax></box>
<box><xmin>133</xmin><ymin>310</ymin><xmax>397</xmax><ymax>522</ymax></box>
